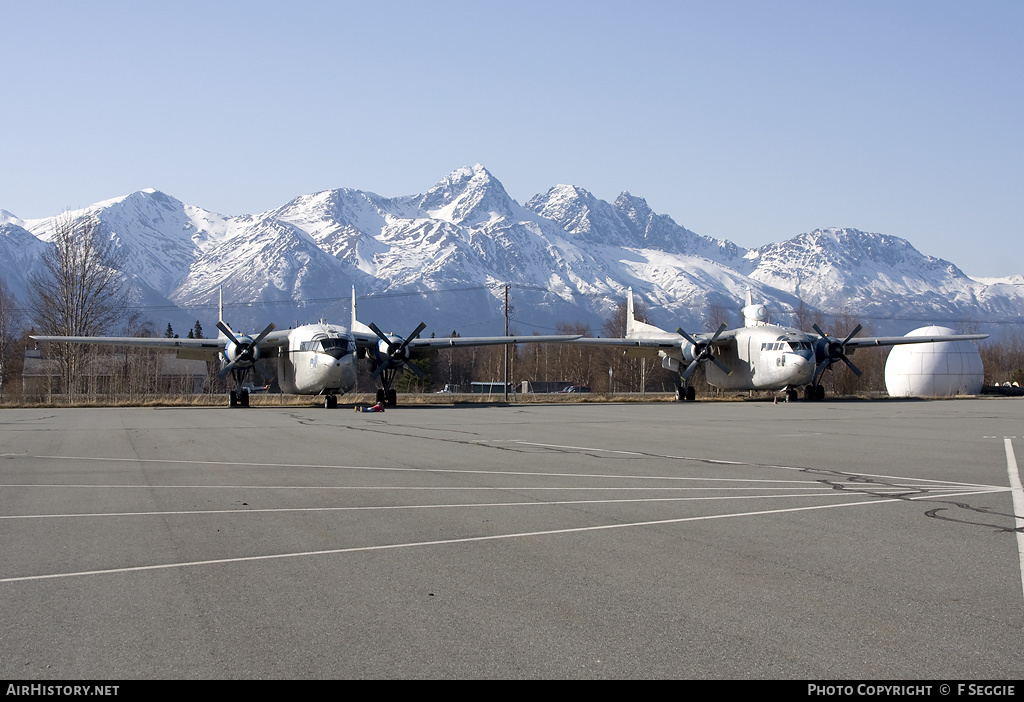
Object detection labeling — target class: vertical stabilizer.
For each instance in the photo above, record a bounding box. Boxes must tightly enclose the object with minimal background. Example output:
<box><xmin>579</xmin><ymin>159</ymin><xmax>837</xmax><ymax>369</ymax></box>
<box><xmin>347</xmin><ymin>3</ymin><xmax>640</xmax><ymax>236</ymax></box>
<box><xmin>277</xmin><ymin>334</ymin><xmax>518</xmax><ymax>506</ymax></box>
<box><xmin>623</xmin><ymin>288</ymin><xmax>665</xmax><ymax>338</ymax></box>
<box><xmin>217</xmin><ymin>286</ymin><xmax>225</xmax><ymax>338</ymax></box>
<box><xmin>350</xmin><ymin>286</ymin><xmax>372</xmax><ymax>334</ymax></box>
<box><xmin>626</xmin><ymin>288</ymin><xmax>637</xmax><ymax>336</ymax></box>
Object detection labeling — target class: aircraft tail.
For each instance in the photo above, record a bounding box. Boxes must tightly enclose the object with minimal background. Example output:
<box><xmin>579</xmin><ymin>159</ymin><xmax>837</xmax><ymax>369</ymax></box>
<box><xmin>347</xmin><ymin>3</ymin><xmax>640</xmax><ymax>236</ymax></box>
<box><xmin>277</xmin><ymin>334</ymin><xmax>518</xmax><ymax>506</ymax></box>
<box><xmin>741</xmin><ymin>286</ymin><xmax>769</xmax><ymax>327</ymax></box>
<box><xmin>626</xmin><ymin>288</ymin><xmax>637</xmax><ymax>336</ymax></box>
<box><xmin>351</xmin><ymin>286</ymin><xmax>373</xmax><ymax>334</ymax></box>
<box><xmin>217</xmin><ymin>286</ymin><xmax>226</xmax><ymax>339</ymax></box>
<box><xmin>624</xmin><ymin>288</ymin><xmax>665</xmax><ymax>338</ymax></box>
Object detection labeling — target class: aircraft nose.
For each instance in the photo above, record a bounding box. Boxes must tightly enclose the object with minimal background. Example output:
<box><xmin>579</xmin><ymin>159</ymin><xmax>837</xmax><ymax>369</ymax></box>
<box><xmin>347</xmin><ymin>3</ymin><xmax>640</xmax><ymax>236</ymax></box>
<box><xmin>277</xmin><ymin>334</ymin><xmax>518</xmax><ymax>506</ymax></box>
<box><xmin>789</xmin><ymin>353</ymin><xmax>814</xmax><ymax>380</ymax></box>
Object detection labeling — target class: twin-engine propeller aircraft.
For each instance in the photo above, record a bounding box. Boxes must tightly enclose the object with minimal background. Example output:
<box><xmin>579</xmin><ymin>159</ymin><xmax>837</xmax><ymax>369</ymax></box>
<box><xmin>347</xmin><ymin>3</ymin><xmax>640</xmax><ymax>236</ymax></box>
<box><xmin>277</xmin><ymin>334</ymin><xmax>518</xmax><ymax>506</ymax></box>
<box><xmin>30</xmin><ymin>288</ymin><xmax>580</xmax><ymax>408</ymax></box>
<box><xmin>576</xmin><ymin>288</ymin><xmax>988</xmax><ymax>402</ymax></box>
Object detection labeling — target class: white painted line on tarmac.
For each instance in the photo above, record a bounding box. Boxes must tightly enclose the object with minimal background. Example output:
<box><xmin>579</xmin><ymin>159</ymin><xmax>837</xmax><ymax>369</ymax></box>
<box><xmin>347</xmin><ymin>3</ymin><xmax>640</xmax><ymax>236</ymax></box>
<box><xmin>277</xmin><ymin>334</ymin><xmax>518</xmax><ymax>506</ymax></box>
<box><xmin>0</xmin><ymin>483</ymin><xmax>920</xmax><ymax>492</ymax></box>
<box><xmin>1003</xmin><ymin>438</ymin><xmax>1024</xmax><ymax>607</ymax></box>
<box><xmin>9</xmin><ymin>452</ymin><xmax>1006</xmax><ymax>491</ymax></box>
<box><xmin>0</xmin><ymin>494</ymin><xmax>914</xmax><ymax>584</ymax></box>
<box><xmin>13</xmin><ymin>453</ymin><xmax>839</xmax><ymax>485</ymax></box>
<box><xmin>0</xmin><ymin>490</ymin><xmax>925</xmax><ymax>521</ymax></box>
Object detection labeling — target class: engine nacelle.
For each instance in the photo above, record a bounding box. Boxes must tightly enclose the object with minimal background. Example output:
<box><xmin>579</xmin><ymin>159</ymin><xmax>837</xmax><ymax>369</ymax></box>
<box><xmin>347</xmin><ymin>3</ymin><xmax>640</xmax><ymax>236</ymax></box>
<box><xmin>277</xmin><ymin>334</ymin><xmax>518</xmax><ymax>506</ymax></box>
<box><xmin>224</xmin><ymin>335</ymin><xmax>259</xmax><ymax>367</ymax></box>
<box><xmin>679</xmin><ymin>339</ymin><xmax>700</xmax><ymax>364</ymax></box>
<box><xmin>377</xmin><ymin>334</ymin><xmax>413</xmax><ymax>363</ymax></box>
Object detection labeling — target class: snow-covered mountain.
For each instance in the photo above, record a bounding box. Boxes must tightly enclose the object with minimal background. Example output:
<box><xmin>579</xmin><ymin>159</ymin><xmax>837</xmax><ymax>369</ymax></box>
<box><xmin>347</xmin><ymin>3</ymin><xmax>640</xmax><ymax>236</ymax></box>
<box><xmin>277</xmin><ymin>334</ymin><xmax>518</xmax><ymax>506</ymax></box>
<box><xmin>3</xmin><ymin>164</ymin><xmax>1022</xmax><ymax>338</ymax></box>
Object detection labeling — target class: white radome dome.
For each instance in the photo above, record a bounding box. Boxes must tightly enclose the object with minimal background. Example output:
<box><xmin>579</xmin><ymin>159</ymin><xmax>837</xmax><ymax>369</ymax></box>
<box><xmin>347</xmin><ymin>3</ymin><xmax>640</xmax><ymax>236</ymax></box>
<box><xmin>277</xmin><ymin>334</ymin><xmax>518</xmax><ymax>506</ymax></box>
<box><xmin>884</xmin><ymin>326</ymin><xmax>983</xmax><ymax>397</ymax></box>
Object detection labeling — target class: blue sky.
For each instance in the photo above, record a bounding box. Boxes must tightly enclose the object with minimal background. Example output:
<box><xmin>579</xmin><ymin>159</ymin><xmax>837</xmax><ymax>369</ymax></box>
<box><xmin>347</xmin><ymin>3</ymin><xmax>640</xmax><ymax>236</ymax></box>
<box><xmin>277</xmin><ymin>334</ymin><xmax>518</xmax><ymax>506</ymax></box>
<box><xmin>2</xmin><ymin>0</ymin><xmax>1021</xmax><ymax>277</ymax></box>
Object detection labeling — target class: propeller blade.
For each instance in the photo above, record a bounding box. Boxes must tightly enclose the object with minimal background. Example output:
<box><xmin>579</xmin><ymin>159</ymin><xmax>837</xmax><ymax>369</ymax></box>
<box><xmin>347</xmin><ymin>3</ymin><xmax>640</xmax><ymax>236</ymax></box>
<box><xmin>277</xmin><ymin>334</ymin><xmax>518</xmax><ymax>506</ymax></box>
<box><xmin>251</xmin><ymin>323</ymin><xmax>276</xmax><ymax>347</ymax></box>
<box><xmin>397</xmin><ymin>322</ymin><xmax>427</xmax><ymax>352</ymax></box>
<box><xmin>407</xmin><ymin>362</ymin><xmax>426</xmax><ymax>379</ymax></box>
<box><xmin>814</xmin><ymin>359</ymin><xmax>829</xmax><ymax>378</ymax></box>
<box><xmin>812</xmin><ymin>323</ymin><xmax>828</xmax><ymax>339</ymax></box>
<box><xmin>367</xmin><ymin>321</ymin><xmax>391</xmax><ymax>346</ymax></box>
<box><xmin>841</xmin><ymin>325</ymin><xmax>862</xmax><ymax>348</ymax></box>
<box><xmin>680</xmin><ymin>359</ymin><xmax>701</xmax><ymax>382</ymax></box>
<box><xmin>840</xmin><ymin>355</ymin><xmax>863</xmax><ymax>377</ymax></box>
<box><xmin>217</xmin><ymin>321</ymin><xmax>242</xmax><ymax>349</ymax></box>
<box><xmin>675</xmin><ymin>327</ymin><xmax>699</xmax><ymax>347</ymax></box>
<box><xmin>711</xmin><ymin>357</ymin><xmax>733</xmax><ymax>376</ymax></box>
<box><xmin>709</xmin><ymin>322</ymin><xmax>728</xmax><ymax>342</ymax></box>
<box><xmin>371</xmin><ymin>362</ymin><xmax>389</xmax><ymax>380</ymax></box>
<box><xmin>217</xmin><ymin>359</ymin><xmax>239</xmax><ymax>379</ymax></box>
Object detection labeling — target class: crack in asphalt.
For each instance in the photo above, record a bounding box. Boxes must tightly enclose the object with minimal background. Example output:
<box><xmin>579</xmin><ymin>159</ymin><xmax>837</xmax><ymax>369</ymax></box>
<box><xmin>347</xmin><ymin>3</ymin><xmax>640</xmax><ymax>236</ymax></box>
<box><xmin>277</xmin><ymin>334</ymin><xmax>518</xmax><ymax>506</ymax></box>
<box><xmin>281</xmin><ymin>413</ymin><xmax>1021</xmax><ymax>534</ymax></box>
<box><xmin>816</xmin><ymin>472</ymin><xmax>1022</xmax><ymax>533</ymax></box>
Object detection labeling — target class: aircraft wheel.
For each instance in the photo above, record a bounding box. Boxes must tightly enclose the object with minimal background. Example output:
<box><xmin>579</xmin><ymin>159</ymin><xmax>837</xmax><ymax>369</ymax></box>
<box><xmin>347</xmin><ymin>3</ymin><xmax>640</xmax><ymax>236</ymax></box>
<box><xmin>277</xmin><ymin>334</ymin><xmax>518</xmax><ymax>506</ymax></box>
<box><xmin>674</xmin><ymin>385</ymin><xmax>684</xmax><ymax>402</ymax></box>
<box><xmin>229</xmin><ymin>390</ymin><xmax>238</xmax><ymax>407</ymax></box>
<box><xmin>815</xmin><ymin>385</ymin><xmax>825</xmax><ymax>400</ymax></box>
<box><xmin>804</xmin><ymin>386</ymin><xmax>815</xmax><ymax>401</ymax></box>
<box><xmin>685</xmin><ymin>386</ymin><xmax>696</xmax><ymax>402</ymax></box>
<box><xmin>376</xmin><ymin>389</ymin><xmax>386</xmax><ymax>404</ymax></box>
<box><xmin>324</xmin><ymin>395</ymin><xmax>337</xmax><ymax>409</ymax></box>
<box><xmin>786</xmin><ymin>389</ymin><xmax>798</xmax><ymax>403</ymax></box>
<box><xmin>240</xmin><ymin>389</ymin><xmax>250</xmax><ymax>407</ymax></box>
<box><xmin>387</xmin><ymin>389</ymin><xmax>398</xmax><ymax>407</ymax></box>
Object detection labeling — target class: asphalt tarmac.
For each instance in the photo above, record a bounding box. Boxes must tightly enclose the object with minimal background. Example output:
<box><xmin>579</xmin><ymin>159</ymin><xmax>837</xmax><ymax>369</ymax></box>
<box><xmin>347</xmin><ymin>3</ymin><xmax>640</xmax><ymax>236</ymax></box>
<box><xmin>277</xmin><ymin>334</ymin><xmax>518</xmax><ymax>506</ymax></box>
<box><xmin>1</xmin><ymin>398</ymin><xmax>1022</xmax><ymax>679</ymax></box>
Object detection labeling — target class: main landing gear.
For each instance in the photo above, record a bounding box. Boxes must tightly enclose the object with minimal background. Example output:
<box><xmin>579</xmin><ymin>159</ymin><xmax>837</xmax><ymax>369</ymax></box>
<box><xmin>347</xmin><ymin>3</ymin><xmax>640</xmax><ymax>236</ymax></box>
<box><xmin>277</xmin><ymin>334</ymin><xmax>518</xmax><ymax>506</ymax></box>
<box><xmin>375</xmin><ymin>388</ymin><xmax>398</xmax><ymax>407</ymax></box>
<box><xmin>675</xmin><ymin>382</ymin><xmax>696</xmax><ymax>402</ymax></box>
<box><xmin>803</xmin><ymin>384</ymin><xmax>826</xmax><ymax>401</ymax></box>
<box><xmin>228</xmin><ymin>367</ymin><xmax>250</xmax><ymax>408</ymax></box>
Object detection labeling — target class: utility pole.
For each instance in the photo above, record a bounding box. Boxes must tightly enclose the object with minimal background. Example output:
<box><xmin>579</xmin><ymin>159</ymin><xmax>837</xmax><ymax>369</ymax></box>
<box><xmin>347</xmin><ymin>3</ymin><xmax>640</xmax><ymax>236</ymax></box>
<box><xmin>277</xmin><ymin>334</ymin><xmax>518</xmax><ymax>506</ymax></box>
<box><xmin>504</xmin><ymin>284</ymin><xmax>509</xmax><ymax>402</ymax></box>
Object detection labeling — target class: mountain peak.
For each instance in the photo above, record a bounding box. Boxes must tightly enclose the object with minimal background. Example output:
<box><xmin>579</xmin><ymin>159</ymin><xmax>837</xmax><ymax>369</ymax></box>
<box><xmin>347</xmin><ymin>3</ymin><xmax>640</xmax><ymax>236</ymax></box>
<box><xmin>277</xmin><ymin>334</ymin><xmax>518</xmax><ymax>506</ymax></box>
<box><xmin>0</xmin><ymin>209</ymin><xmax>22</xmax><ymax>226</ymax></box>
<box><xmin>2</xmin><ymin>169</ymin><xmax>1015</xmax><ymax>339</ymax></box>
<box><xmin>418</xmin><ymin>164</ymin><xmax>515</xmax><ymax>224</ymax></box>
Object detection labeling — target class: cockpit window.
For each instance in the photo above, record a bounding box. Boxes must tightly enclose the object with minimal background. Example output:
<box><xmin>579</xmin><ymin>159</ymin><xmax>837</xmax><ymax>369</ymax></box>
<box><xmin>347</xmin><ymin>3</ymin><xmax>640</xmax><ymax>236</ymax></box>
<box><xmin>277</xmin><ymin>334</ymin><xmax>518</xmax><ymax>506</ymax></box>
<box><xmin>298</xmin><ymin>338</ymin><xmax>350</xmax><ymax>353</ymax></box>
<box><xmin>320</xmin><ymin>338</ymin><xmax>349</xmax><ymax>353</ymax></box>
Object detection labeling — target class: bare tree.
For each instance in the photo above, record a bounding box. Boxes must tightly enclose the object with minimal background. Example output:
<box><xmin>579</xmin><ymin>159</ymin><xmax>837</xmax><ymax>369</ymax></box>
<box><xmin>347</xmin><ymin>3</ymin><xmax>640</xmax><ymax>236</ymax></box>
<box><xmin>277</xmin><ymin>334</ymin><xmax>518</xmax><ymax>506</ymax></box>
<box><xmin>706</xmin><ymin>302</ymin><xmax>733</xmax><ymax>332</ymax></box>
<box><xmin>791</xmin><ymin>298</ymin><xmax>821</xmax><ymax>332</ymax></box>
<box><xmin>0</xmin><ymin>279</ymin><xmax>23</xmax><ymax>397</ymax></box>
<box><xmin>28</xmin><ymin>212</ymin><xmax>127</xmax><ymax>395</ymax></box>
<box><xmin>818</xmin><ymin>308</ymin><xmax>884</xmax><ymax>396</ymax></box>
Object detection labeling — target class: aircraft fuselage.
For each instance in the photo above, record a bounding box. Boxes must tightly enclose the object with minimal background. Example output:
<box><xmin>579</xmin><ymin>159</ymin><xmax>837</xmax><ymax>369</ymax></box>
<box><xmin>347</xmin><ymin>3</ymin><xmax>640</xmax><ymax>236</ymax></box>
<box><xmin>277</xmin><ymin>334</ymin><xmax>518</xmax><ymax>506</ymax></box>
<box><xmin>275</xmin><ymin>323</ymin><xmax>358</xmax><ymax>396</ymax></box>
<box><xmin>703</xmin><ymin>325</ymin><xmax>815</xmax><ymax>391</ymax></box>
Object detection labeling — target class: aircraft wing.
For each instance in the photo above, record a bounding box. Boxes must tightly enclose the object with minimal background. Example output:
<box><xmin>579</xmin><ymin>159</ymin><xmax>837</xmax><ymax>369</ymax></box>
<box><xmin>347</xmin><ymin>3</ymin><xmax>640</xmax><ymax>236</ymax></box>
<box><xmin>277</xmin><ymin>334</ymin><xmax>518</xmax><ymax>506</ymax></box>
<box><xmin>30</xmin><ymin>335</ymin><xmax>224</xmax><ymax>360</ymax></box>
<box><xmin>406</xmin><ymin>334</ymin><xmax>582</xmax><ymax>352</ymax></box>
<box><xmin>843</xmin><ymin>333</ymin><xmax>988</xmax><ymax>349</ymax></box>
<box><xmin>565</xmin><ymin>327</ymin><xmax>740</xmax><ymax>349</ymax></box>
<box><xmin>30</xmin><ymin>329</ymin><xmax>292</xmax><ymax>360</ymax></box>
<box><xmin>351</xmin><ymin>331</ymin><xmax>583</xmax><ymax>356</ymax></box>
